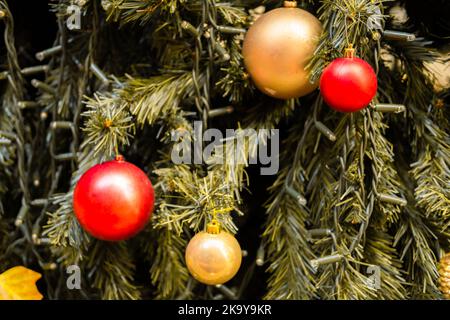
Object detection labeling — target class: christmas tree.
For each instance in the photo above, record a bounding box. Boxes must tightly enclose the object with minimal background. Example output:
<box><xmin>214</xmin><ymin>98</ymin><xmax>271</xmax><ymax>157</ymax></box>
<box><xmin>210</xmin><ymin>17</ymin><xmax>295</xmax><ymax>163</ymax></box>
<box><xmin>0</xmin><ymin>0</ymin><xmax>449</xmax><ymax>300</ymax></box>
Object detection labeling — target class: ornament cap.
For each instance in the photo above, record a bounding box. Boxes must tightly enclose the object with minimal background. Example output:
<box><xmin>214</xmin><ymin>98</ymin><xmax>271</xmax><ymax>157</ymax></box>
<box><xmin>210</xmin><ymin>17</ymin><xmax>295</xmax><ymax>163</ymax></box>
<box><xmin>207</xmin><ymin>219</ymin><xmax>220</xmax><ymax>234</ymax></box>
<box><xmin>283</xmin><ymin>1</ymin><xmax>297</xmax><ymax>8</ymax></box>
<box><xmin>344</xmin><ymin>45</ymin><xmax>355</xmax><ymax>58</ymax></box>
<box><xmin>104</xmin><ymin>119</ymin><xmax>113</xmax><ymax>128</ymax></box>
<box><xmin>115</xmin><ymin>154</ymin><xmax>125</xmax><ymax>162</ymax></box>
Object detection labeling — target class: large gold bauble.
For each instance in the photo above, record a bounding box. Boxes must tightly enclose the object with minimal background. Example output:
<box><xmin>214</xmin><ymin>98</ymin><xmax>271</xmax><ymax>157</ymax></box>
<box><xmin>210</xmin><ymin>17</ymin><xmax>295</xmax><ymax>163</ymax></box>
<box><xmin>185</xmin><ymin>230</ymin><xmax>242</xmax><ymax>285</ymax></box>
<box><xmin>242</xmin><ymin>5</ymin><xmax>322</xmax><ymax>99</ymax></box>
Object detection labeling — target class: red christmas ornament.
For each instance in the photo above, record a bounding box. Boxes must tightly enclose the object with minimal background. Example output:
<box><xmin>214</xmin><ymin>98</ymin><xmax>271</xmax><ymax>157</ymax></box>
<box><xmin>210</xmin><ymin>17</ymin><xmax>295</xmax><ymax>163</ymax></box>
<box><xmin>73</xmin><ymin>155</ymin><xmax>155</xmax><ymax>241</ymax></box>
<box><xmin>320</xmin><ymin>47</ymin><xmax>377</xmax><ymax>112</ymax></box>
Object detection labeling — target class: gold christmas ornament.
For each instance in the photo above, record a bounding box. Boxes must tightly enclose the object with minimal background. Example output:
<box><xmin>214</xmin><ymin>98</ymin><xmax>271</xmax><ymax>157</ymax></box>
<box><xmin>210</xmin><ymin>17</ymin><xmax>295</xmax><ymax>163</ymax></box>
<box><xmin>439</xmin><ymin>252</ymin><xmax>450</xmax><ymax>299</ymax></box>
<box><xmin>242</xmin><ymin>1</ymin><xmax>322</xmax><ymax>99</ymax></box>
<box><xmin>185</xmin><ymin>220</ymin><xmax>242</xmax><ymax>285</ymax></box>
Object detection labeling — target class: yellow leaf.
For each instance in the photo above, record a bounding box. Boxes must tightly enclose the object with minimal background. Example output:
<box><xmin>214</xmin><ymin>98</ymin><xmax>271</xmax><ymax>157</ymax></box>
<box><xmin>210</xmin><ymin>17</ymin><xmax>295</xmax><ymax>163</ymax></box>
<box><xmin>0</xmin><ymin>266</ymin><xmax>43</xmax><ymax>300</ymax></box>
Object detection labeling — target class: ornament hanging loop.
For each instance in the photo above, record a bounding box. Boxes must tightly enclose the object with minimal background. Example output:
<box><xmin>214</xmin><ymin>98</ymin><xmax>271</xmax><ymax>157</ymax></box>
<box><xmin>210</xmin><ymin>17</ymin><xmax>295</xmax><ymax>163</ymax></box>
<box><xmin>206</xmin><ymin>193</ymin><xmax>233</xmax><ymax>234</ymax></box>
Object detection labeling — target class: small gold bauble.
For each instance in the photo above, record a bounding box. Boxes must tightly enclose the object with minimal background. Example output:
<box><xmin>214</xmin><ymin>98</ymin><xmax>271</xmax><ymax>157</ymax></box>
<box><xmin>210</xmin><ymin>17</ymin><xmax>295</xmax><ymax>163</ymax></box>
<box><xmin>439</xmin><ymin>252</ymin><xmax>450</xmax><ymax>299</ymax></box>
<box><xmin>185</xmin><ymin>230</ymin><xmax>242</xmax><ymax>285</ymax></box>
<box><xmin>242</xmin><ymin>4</ymin><xmax>322</xmax><ymax>99</ymax></box>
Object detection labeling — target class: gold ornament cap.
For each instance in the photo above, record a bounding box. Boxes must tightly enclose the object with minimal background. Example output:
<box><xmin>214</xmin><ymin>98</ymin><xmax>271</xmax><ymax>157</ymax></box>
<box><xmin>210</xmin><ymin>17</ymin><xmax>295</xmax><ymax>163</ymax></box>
<box><xmin>206</xmin><ymin>219</ymin><xmax>220</xmax><ymax>234</ymax></box>
<box><xmin>115</xmin><ymin>154</ymin><xmax>125</xmax><ymax>162</ymax></box>
<box><xmin>284</xmin><ymin>1</ymin><xmax>297</xmax><ymax>8</ymax></box>
<box><xmin>344</xmin><ymin>44</ymin><xmax>355</xmax><ymax>58</ymax></box>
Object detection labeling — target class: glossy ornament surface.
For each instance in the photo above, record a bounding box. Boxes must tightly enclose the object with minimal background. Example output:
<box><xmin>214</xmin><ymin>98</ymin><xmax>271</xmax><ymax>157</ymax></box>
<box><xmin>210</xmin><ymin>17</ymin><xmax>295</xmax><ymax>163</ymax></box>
<box><xmin>73</xmin><ymin>156</ymin><xmax>155</xmax><ymax>241</ymax></box>
<box><xmin>320</xmin><ymin>51</ymin><xmax>377</xmax><ymax>113</ymax></box>
<box><xmin>242</xmin><ymin>5</ymin><xmax>322</xmax><ymax>99</ymax></box>
<box><xmin>185</xmin><ymin>229</ymin><xmax>242</xmax><ymax>285</ymax></box>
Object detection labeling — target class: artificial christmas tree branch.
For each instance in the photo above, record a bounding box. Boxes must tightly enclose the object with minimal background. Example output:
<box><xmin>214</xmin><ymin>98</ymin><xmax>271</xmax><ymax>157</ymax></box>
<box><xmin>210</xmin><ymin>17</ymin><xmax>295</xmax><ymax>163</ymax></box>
<box><xmin>263</xmin><ymin>116</ymin><xmax>317</xmax><ymax>299</ymax></box>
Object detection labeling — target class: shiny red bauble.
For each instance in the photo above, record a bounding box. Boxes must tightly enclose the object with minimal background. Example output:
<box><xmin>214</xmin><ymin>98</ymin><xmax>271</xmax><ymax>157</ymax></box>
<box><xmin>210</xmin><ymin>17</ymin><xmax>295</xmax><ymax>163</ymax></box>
<box><xmin>73</xmin><ymin>156</ymin><xmax>155</xmax><ymax>241</ymax></box>
<box><xmin>320</xmin><ymin>55</ymin><xmax>377</xmax><ymax>112</ymax></box>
